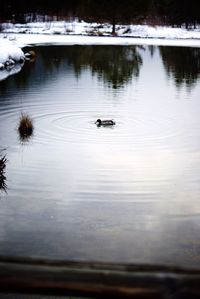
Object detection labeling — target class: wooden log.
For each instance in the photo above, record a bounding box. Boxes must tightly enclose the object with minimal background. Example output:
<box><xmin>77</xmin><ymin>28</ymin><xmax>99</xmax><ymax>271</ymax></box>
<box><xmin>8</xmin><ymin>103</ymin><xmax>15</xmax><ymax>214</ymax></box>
<box><xmin>0</xmin><ymin>256</ymin><xmax>200</xmax><ymax>298</ymax></box>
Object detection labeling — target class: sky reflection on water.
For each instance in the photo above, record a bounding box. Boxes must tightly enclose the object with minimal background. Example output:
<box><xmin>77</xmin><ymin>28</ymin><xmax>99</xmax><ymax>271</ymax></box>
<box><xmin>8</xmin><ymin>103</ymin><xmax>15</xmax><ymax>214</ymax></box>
<box><xmin>0</xmin><ymin>45</ymin><xmax>200</xmax><ymax>268</ymax></box>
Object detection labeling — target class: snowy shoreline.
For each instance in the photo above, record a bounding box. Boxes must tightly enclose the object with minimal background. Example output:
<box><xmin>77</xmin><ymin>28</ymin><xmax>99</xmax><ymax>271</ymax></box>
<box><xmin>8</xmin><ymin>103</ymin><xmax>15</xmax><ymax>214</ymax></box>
<box><xmin>0</xmin><ymin>39</ymin><xmax>25</xmax><ymax>67</ymax></box>
<box><xmin>0</xmin><ymin>39</ymin><xmax>25</xmax><ymax>81</ymax></box>
<box><xmin>2</xmin><ymin>33</ymin><xmax>200</xmax><ymax>49</ymax></box>
<box><xmin>0</xmin><ymin>21</ymin><xmax>200</xmax><ymax>80</ymax></box>
<box><xmin>1</xmin><ymin>20</ymin><xmax>200</xmax><ymax>39</ymax></box>
<box><xmin>1</xmin><ymin>20</ymin><xmax>200</xmax><ymax>52</ymax></box>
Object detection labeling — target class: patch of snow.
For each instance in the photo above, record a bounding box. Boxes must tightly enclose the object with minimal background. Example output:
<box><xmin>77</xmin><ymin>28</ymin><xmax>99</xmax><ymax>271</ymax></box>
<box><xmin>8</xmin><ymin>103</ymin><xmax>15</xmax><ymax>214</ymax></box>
<box><xmin>1</xmin><ymin>33</ymin><xmax>199</xmax><ymax>49</ymax></box>
<box><xmin>0</xmin><ymin>63</ymin><xmax>23</xmax><ymax>81</ymax></box>
<box><xmin>1</xmin><ymin>20</ymin><xmax>200</xmax><ymax>40</ymax></box>
<box><xmin>0</xmin><ymin>39</ymin><xmax>25</xmax><ymax>63</ymax></box>
<box><xmin>0</xmin><ymin>40</ymin><xmax>25</xmax><ymax>64</ymax></box>
<box><xmin>0</xmin><ymin>63</ymin><xmax>4</xmax><ymax>70</ymax></box>
<box><xmin>0</xmin><ymin>39</ymin><xmax>25</xmax><ymax>80</ymax></box>
<box><xmin>0</xmin><ymin>47</ymin><xmax>9</xmax><ymax>64</ymax></box>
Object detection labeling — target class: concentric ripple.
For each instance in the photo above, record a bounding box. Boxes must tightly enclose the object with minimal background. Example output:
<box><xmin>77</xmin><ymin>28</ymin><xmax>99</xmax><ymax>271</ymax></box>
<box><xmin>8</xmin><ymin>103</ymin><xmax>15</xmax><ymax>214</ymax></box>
<box><xmin>0</xmin><ymin>97</ymin><xmax>198</xmax><ymax>152</ymax></box>
<box><xmin>28</xmin><ymin>108</ymin><xmax>185</xmax><ymax>149</ymax></box>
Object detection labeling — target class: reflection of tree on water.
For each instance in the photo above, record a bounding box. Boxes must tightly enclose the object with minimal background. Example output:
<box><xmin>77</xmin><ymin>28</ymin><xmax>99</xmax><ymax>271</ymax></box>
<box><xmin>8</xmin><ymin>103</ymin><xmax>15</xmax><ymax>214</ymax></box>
<box><xmin>160</xmin><ymin>47</ymin><xmax>200</xmax><ymax>89</ymax></box>
<box><xmin>148</xmin><ymin>45</ymin><xmax>156</xmax><ymax>58</ymax></box>
<box><xmin>36</xmin><ymin>45</ymin><xmax>142</xmax><ymax>89</ymax></box>
<box><xmin>1</xmin><ymin>45</ymin><xmax>200</xmax><ymax>93</ymax></box>
<box><xmin>0</xmin><ymin>154</ymin><xmax>7</xmax><ymax>193</ymax></box>
<box><xmin>1</xmin><ymin>45</ymin><xmax>142</xmax><ymax>91</ymax></box>
<box><xmin>66</xmin><ymin>46</ymin><xmax>142</xmax><ymax>89</ymax></box>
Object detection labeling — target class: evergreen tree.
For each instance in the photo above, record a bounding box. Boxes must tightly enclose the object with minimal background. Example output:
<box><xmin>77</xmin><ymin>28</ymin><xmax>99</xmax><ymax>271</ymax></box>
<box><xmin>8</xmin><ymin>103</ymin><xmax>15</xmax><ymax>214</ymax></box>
<box><xmin>79</xmin><ymin>0</ymin><xmax>150</xmax><ymax>34</ymax></box>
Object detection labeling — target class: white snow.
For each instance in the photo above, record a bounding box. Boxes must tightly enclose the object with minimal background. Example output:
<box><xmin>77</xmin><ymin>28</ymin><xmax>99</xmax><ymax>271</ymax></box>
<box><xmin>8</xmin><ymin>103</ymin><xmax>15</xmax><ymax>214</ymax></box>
<box><xmin>0</xmin><ymin>39</ymin><xmax>25</xmax><ymax>80</ymax></box>
<box><xmin>0</xmin><ymin>63</ymin><xmax>23</xmax><ymax>81</ymax></box>
<box><xmin>1</xmin><ymin>20</ymin><xmax>200</xmax><ymax>40</ymax></box>
<box><xmin>0</xmin><ymin>20</ymin><xmax>200</xmax><ymax>49</ymax></box>
<box><xmin>0</xmin><ymin>39</ymin><xmax>25</xmax><ymax>65</ymax></box>
<box><xmin>3</xmin><ymin>33</ymin><xmax>199</xmax><ymax>48</ymax></box>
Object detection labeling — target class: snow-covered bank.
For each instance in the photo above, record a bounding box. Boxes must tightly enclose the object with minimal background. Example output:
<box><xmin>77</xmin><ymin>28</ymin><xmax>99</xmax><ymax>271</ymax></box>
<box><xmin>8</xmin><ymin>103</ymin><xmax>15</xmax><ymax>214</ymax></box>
<box><xmin>1</xmin><ymin>20</ymin><xmax>200</xmax><ymax>49</ymax></box>
<box><xmin>1</xmin><ymin>33</ymin><xmax>200</xmax><ymax>49</ymax></box>
<box><xmin>1</xmin><ymin>20</ymin><xmax>200</xmax><ymax>40</ymax></box>
<box><xmin>0</xmin><ymin>20</ymin><xmax>200</xmax><ymax>81</ymax></box>
<box><xmin>0</xmin><ymin>63</ymin><xmax>23</xmax><ymax>81</ymax></box>
<box><xmin>0</xmin><ymin>39</ymin><xmax>25</xmax><ymax>68</ymax></box>
<box><xmin>0</xmin><ymin>39</ymin><xmax>25</xmax><ymax>80</ymax></box>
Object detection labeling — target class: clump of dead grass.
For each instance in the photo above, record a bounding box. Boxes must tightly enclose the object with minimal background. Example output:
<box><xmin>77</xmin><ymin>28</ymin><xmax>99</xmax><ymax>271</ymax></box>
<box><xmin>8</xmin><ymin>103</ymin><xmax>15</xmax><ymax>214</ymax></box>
<box><xmin>0</xmin><ymin>155</ymin><xmax>7</xmax><ymax>192</ymax></box>
<box><xmin>18</xmin><ymin>113</ymin><xmax>34</xmax><ymax>141</ymax></box>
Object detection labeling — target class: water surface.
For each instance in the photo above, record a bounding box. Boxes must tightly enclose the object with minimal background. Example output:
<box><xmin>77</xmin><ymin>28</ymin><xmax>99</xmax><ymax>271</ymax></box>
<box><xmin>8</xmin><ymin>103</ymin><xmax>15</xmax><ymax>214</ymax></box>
<box><xmin>0</xmin><ymin>45</ymin><xmax>200</xmax><ymax>269</ymax></box>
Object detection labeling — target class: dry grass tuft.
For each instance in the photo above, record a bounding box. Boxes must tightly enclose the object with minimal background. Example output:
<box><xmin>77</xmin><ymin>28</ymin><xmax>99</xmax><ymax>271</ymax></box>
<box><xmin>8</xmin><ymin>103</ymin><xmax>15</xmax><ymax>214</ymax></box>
<box><xmin>0</xmin><ymin>155</ymin><xmax>7</xmax><ymax>192</ymax></box>
<box><xmin>18</xmin><ymin>113</ymin><xmax>34</xmax><ymax>141</ymax></box>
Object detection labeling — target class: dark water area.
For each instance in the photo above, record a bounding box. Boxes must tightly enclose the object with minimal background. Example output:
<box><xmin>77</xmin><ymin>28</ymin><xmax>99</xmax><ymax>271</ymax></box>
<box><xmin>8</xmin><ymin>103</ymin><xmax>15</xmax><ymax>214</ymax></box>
<box><xmin>0</xmin><ymin>45</ymin><xmax>200</xmax><ymax>269</ymax></box>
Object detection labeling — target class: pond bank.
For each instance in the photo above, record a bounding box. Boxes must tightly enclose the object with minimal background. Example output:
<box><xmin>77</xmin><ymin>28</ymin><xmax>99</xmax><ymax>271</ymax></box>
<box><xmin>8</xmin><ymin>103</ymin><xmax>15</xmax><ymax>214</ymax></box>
<box><xmin>1</xmin><ymin>33</ymin><xmax>200</xmax><ymax>49</ymax></box>
<box><xmin>0</xmin><ymin>23</ymin><xmax>200</xmax><ymax>80</ymax></box>
<box><xmin>1</xmin><ymin>21</ymin><xmax>200</xmax><ymax>39</ymax></box>
<box><xmin>0</xmin><ymin>39</ymin><xmax>25</xmax><ymax>67</ymax></box>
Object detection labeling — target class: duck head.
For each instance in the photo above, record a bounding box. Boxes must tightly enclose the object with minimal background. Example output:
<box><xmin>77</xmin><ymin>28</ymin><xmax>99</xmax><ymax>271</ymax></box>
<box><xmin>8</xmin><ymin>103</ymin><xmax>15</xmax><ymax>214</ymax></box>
<box><xmin>95</xmin><ymin>119</ymin><xmax>101</xmax><ymax>126</ymax></box>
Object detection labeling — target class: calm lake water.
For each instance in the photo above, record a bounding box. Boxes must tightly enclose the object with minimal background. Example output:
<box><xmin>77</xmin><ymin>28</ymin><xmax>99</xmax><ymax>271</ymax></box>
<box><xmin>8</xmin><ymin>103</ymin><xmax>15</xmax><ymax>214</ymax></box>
<box><xmin>0</xmin><ymin>45</ymin><xmax>200</xmax><ymax>269</ymax></box>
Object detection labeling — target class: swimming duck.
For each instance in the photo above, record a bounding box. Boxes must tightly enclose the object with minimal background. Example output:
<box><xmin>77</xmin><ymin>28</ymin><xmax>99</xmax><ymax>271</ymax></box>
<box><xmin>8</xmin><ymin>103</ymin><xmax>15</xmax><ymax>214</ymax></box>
<box><xmin>95</xmin><ymin>119</ymin><xmax>116</xmax><ymax>126</ymax></box>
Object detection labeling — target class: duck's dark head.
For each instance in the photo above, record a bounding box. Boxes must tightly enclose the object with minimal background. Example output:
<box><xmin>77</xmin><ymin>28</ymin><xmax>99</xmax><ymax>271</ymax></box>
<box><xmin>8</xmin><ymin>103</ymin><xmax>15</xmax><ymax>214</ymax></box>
<box><xmin>95</xmin><ymin>119</ymin><xmax>101</xmax><ymax>126</ymax></box>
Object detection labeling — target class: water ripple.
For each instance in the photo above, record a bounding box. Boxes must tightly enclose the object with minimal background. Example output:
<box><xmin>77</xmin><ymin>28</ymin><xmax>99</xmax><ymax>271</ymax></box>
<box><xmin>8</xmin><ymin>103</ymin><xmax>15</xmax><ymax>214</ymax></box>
<box><xmin>0</xmin><ymin>98</ymin><xmax>196</xmax><ymax>152</ymax></box>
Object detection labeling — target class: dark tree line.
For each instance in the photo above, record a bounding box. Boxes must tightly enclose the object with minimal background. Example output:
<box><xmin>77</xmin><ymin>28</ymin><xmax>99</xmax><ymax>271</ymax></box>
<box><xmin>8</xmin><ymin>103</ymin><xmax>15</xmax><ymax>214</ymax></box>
<box><xmin>153</xmin><ymin>0</ymin><xmax>200</xmax><ymax>28</ymax></box>
<box><xmin>0</xmin><ymin>0</ymin><xmax>200</xmax><ymax>29</ymax></box>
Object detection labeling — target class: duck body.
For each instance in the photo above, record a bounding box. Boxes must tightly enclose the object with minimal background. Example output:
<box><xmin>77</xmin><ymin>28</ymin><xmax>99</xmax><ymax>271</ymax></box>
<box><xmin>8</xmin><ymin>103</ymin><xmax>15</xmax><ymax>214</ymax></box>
<box><xmin>95</xmin><ymin>119</ymin><xmax>116</xmax><ymax>126</ymax></box>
